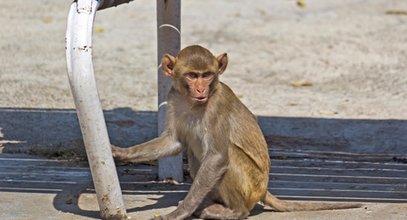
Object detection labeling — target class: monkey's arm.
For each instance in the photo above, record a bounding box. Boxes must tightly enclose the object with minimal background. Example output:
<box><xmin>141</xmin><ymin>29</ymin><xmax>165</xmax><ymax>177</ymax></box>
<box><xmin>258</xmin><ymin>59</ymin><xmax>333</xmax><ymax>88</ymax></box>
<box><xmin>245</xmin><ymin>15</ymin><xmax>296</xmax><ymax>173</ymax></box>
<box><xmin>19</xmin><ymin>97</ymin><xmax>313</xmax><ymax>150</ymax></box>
<box><xmin>112</xmin><ymin>132</ymin><xmax>182</xmax><ymax>163</ymax></box>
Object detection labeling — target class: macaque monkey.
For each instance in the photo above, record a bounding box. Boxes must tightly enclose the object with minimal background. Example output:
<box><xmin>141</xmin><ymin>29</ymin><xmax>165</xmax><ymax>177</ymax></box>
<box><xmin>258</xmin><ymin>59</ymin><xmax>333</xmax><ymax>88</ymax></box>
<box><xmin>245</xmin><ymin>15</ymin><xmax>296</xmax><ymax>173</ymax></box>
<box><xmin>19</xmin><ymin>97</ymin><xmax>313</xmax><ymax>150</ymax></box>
<box><xmin>112</xmin><ymin>45</ymin><xmax>361</xmax><ymax>220</ymax></box>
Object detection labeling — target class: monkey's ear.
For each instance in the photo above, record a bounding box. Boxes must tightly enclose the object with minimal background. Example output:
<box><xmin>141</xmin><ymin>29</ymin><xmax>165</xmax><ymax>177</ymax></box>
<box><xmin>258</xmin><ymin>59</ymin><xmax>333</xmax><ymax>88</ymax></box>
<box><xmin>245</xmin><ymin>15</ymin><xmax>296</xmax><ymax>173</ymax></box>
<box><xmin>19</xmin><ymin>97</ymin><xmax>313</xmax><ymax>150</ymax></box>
<box><xmin>216</xmin><ymin>53</ymin><xmax>228</xmax><ymax>75</ymax></box>
<box><xmin>161</xmin><ymin>54</ymin><xmax>176</xmax><ymax>77</ymax></box>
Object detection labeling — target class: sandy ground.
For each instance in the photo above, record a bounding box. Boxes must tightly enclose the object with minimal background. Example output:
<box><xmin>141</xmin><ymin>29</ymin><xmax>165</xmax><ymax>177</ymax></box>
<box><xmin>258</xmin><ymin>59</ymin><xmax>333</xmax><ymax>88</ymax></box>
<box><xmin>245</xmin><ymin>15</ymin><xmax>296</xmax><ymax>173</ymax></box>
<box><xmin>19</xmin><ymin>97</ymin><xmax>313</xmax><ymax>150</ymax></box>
<box><xmin>1</xmin><ymin>0</ymin><xmax>407</xmax><ymax>119</ymax></box>
<box><xmin>1</xmin><ymin>0</ymin><xmax>407</xmax><ymax>219</ymax></box>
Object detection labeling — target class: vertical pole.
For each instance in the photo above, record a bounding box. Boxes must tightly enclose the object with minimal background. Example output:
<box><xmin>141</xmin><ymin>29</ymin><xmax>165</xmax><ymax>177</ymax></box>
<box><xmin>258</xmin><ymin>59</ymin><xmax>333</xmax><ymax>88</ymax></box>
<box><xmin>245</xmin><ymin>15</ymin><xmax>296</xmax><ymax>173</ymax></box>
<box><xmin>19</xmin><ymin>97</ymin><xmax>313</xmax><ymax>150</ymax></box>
<box><xmin>66</xmin><ymin>1</ymin><xmax>127</xmax><ymax>219</ymax></box>
<box><xmin>156</xmin><ymin>0</ymin><xmax>183</xmax><ymax>182</ymax></box>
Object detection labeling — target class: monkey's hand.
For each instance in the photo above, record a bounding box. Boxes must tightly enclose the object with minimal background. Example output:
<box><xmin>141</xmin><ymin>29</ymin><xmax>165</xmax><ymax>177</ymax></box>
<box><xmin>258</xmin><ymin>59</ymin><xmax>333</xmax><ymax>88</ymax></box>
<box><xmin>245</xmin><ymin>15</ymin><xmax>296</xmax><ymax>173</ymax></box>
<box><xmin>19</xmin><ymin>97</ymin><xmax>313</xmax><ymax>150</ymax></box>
<box><xmin>111</xmin><ymin>144</ymin><xmax>129</xmax><ymax>162</ymax></box>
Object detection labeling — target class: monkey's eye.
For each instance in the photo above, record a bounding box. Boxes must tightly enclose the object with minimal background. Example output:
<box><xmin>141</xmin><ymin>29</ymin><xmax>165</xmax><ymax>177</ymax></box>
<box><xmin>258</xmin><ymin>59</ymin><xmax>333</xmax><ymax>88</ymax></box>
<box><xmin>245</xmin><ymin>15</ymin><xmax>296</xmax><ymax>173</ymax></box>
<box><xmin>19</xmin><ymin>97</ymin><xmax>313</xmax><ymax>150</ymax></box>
<box><xmin>202</xmin><ymin>72</ymin><xmax>214</xmax><ymax>78</ymax></box>
<box><xmin>186</xmin><ymin>72</ymin><xmax>199</xmax><ymax>79</ymax></box>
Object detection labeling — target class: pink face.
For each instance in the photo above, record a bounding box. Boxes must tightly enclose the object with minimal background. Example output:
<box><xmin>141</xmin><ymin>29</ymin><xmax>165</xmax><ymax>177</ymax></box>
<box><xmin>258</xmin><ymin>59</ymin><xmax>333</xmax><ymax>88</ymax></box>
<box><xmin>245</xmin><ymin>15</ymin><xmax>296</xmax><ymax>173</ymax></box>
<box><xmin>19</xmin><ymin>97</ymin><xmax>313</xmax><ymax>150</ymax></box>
<box><xmin>160</xmin><ymin>46</ymin><xmax>228</xmax><ymax>106</ymax></box>
<box><xmin>184</xmin><ymin>71</ymin><xmax>215</xmax><ymax>104</ymax></box>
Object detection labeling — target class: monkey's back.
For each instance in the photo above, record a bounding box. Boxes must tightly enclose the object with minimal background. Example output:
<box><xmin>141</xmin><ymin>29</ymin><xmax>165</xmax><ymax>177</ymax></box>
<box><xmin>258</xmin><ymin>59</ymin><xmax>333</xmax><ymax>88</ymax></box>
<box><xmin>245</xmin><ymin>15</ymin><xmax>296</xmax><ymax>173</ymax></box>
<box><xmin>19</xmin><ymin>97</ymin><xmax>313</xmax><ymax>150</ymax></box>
<box><xmin>215</xmin><ymin>83</ymin><xmax>271</xmax><ymax>211</ymax></box>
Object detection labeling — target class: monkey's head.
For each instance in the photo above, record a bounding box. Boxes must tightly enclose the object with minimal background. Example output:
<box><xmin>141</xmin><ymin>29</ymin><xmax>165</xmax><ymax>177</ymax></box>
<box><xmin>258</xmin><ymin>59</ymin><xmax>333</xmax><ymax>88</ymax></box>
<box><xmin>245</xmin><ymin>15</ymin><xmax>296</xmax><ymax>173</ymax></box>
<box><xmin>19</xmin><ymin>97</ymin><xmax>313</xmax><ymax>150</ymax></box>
<box><xmin>161</xmin><ymin>45</ymin><xmax>228</xmax><ymax>105</ymax></box>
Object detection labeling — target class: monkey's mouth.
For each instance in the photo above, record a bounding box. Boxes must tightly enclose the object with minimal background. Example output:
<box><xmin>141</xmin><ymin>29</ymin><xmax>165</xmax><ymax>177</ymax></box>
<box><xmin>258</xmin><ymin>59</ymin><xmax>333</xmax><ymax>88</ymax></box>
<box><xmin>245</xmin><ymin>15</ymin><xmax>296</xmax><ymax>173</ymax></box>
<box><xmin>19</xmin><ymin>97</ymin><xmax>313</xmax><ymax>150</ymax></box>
<box><xmin>192</xmin><ymin>96</ymin><xmax>208</xmax><ymax>104</ymax></box>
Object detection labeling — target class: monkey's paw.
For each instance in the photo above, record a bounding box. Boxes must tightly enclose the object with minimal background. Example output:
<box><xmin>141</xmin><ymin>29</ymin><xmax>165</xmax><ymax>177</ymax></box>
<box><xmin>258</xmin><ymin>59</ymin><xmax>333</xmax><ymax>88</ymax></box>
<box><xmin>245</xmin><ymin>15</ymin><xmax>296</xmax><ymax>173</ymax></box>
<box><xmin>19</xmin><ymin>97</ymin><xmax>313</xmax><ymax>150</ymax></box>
<box><xmin>111</xmin><ymin>144</ymin><xmax>124</xmax><ymax>158</ymax></box>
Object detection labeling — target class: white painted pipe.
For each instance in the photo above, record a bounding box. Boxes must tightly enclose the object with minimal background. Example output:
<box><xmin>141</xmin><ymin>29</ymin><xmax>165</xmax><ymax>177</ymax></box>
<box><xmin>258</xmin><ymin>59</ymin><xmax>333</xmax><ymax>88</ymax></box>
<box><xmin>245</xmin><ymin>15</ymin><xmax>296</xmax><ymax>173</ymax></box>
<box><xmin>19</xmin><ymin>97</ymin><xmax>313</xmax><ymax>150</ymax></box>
<box><xmin>65</xmin><ymin>0</ymin><xmax>127</xmax><ymax>219</ymax></box>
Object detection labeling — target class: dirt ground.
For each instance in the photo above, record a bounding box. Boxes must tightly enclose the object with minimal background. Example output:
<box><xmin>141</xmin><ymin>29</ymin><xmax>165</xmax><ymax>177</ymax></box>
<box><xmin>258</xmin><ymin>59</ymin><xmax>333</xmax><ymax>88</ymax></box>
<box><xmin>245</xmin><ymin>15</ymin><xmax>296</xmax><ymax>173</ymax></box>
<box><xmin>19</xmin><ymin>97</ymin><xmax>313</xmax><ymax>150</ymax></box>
<box><xmin>1</xmin><ymin>0</ymin><xmax>407</xmax><ymax>219</ymax></box>
<box><xmin>1</xmin><ymin>0</ymin><xmax>407</xmax><ymax>118</ymax></box>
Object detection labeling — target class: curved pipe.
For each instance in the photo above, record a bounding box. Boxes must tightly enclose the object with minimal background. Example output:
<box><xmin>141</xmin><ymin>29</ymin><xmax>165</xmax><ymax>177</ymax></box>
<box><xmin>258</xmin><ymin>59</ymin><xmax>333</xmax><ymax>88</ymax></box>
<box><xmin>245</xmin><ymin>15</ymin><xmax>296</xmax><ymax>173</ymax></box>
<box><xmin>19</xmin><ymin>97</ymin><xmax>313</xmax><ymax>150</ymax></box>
<box><xmin>66</xmin><ymin>0</ymin><xmax>127</xmax><ymax>219</ymax></box>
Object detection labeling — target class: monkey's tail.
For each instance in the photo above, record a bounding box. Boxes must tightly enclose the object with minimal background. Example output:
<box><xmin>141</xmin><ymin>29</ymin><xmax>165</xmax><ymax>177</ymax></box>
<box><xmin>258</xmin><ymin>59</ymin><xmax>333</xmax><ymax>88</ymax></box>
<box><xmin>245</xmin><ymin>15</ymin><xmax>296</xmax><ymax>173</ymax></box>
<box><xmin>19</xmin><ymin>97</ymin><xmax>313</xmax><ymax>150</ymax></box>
<box><xmin>263</xmin><ymin>191</ymin><xmax>362</xmax><ymax>212</ymax></box>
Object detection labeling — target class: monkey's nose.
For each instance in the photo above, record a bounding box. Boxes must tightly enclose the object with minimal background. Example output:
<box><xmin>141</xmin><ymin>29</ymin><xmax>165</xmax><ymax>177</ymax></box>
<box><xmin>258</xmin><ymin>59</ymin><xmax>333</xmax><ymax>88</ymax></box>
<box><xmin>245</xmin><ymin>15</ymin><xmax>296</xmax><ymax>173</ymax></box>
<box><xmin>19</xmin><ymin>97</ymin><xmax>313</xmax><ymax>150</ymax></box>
<box><xmin>196</xmin><ymin>88</ymin><xmax>206</xmax><ymax>94</ymax></box>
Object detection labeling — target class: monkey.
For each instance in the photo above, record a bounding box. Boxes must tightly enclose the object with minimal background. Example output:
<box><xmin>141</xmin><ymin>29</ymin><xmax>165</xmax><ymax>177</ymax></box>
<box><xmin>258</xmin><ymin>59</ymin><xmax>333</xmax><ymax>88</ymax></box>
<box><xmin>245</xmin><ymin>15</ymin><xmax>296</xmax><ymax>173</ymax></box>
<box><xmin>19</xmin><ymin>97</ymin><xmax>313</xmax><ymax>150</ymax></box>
<box><xmin>112</xmin><ymin>45</ymin><xmax>362</xmax><ymax>220</ymax></box>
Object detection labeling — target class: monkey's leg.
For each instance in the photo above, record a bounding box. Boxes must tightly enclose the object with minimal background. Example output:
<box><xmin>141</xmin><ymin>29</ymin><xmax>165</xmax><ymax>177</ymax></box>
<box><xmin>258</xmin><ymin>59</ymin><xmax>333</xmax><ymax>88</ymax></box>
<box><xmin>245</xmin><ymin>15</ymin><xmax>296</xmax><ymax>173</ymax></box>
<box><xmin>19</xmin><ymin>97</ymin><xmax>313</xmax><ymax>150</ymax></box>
<box><xmin>161</xmin><ymin>152</ymin><xmax>229</xmax><ymax>219</ymax></box>
<box><xmin>112</xmin><ymin>133</ymin><xmax>182</xmax><ymax>163</ymax></box>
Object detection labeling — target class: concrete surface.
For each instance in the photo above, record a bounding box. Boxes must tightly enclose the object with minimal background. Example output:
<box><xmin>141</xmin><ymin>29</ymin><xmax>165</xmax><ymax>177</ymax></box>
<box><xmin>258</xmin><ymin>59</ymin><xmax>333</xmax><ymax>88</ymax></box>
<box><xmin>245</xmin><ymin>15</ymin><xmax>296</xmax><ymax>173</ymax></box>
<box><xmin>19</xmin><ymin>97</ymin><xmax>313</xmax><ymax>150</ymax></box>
<box><xmin>1</xmin><ymin>153</ymin><xmax>406</xmax><ymax>220</ymax></box>
<box><xmin>1</xmin><ymin>0</ymin><xmax>407</xmax><ymax>219</ymax></box>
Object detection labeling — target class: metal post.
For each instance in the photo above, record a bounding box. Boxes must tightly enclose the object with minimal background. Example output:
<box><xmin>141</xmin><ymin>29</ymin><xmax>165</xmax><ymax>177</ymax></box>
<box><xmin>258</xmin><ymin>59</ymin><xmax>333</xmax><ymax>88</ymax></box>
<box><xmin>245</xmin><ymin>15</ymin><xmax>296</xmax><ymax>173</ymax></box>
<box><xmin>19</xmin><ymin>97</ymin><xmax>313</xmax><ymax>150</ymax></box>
<box><xmin>156</xmin><ymin>0</ymin><xmax>183</xmax><ymax>182</ymax></box>
<box><xmin>65</xmin><ymin>0</ymin><xmax>127</xmax><ymax>219</ymax></box>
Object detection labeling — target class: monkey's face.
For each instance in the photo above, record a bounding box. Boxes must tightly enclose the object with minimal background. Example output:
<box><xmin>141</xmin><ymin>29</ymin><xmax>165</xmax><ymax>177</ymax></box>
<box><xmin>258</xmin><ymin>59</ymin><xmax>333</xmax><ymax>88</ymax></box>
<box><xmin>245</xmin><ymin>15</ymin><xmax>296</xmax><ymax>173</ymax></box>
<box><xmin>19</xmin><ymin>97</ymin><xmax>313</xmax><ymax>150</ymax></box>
<box><xmin>181</xmin><ymin>71</ymin><xmax>216</xmax><ymax>104</ymax></box>
<box><xmin>161</xmin><ymin>45</ymin><xmax>228</xmax><ymax>105</ymax></box>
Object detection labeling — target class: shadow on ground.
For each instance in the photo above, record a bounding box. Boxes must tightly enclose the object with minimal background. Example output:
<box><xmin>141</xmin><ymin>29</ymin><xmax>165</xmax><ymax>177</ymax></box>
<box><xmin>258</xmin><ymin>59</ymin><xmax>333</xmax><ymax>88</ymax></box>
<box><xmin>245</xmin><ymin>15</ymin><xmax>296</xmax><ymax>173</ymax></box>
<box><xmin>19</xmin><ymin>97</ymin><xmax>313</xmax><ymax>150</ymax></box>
<box><xmin>2</xmin><ymin>107</ymin><xmax>407</xmax><ymax>155</ymax></box>
<box><xmin>0</xmin><ymin>107</ymin><xmax>407</xmax><ymax>219</ymax></box>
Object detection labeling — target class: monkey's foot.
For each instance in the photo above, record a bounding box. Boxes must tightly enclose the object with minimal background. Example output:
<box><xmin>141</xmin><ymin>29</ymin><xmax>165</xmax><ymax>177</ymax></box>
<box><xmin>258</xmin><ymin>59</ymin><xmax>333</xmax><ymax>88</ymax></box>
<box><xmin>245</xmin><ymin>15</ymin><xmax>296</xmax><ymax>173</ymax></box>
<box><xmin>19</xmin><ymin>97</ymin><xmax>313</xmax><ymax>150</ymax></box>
<box><xmin>198</xmin><ymin>203</ymin><xmax>249</xmax><ymax>220</ymax></box>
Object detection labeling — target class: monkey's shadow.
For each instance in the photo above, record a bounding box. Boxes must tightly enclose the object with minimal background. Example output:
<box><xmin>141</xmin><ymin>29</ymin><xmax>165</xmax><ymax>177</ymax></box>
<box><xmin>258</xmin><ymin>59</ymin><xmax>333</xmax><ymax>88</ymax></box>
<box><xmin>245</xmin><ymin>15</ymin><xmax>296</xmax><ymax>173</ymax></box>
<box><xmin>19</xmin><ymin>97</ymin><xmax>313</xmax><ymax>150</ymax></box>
<box><xmin>1</xmin><ymin>107</ymin><xmax>406</xmax><ymax>218</ymax></box>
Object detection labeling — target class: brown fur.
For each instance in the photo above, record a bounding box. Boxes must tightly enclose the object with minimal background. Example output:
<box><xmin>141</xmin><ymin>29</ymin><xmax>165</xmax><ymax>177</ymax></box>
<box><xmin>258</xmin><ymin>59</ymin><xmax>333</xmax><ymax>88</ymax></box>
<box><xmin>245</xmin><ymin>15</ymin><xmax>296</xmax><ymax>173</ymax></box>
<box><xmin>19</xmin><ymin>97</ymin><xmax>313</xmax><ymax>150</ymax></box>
<box><xmin>112</xmin><ymin>45</ymin><xmax>361</xmax><ymax>220</ymax></box>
